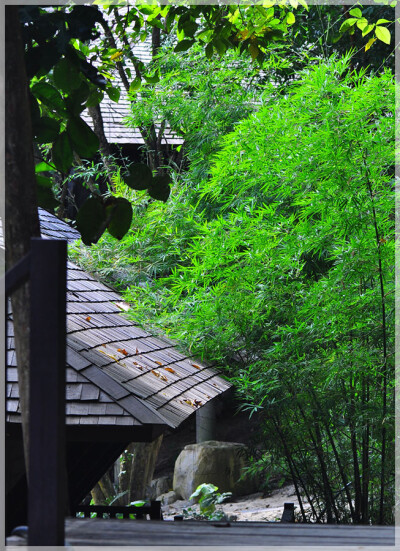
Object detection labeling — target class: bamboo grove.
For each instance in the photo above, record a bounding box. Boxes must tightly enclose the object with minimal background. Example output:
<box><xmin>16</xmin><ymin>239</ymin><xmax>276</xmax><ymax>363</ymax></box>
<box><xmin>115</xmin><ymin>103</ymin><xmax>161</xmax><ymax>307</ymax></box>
<box><xmin>70</xmin><ymin>53</ymin><xmax>395</xmax><ymax>524</ymax></box>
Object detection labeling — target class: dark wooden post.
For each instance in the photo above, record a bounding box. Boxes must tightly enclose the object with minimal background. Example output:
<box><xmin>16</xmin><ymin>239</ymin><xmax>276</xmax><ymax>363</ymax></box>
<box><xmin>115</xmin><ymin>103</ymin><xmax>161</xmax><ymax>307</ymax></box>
<box><xmin>28</xmin><ymin>238</ymin><xmax>67</xmax><ymax>546</ymax></box>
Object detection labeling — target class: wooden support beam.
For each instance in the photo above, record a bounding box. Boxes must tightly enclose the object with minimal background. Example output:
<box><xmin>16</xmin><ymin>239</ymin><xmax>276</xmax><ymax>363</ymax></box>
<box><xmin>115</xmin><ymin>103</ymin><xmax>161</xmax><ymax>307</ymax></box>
<box><xmin>28</xmin><ymin>238</ymin><xmax>67</xmax><ymax>546</ymax></box>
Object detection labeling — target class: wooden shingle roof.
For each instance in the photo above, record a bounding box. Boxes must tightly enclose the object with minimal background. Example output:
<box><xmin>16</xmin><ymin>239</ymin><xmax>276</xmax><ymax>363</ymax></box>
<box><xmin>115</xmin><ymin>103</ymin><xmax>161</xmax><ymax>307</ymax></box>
<box><xmin>81</xmin><ymin>30</ymin><xmax>183</xmax><ymax>146</ymax></box>
<box><xmin>82</xmin><ymin>89</ymin><xmax>182</xmax><ymax>146</ymax></box>
<box><xmin>6</xmin><ymin>209</ymin><xmax>230</xmax><ymax>429</ymax></box>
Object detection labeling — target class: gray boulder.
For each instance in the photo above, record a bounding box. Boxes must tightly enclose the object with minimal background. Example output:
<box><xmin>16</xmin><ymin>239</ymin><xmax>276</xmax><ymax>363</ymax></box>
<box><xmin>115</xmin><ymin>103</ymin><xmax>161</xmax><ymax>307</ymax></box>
<box><xmin>173</xmin><ymin>440</ymin><xmax>258</xmax><ymax>500</ymax></box>
<box><xmin>156</xmin><ymin>490</ymin><xmax>179</xmax><ymax>505</ymax></box>
<box><xmin>146</xmin><ymin>475</ymin><xmax>172</xmax><ymax>500</ymax></box>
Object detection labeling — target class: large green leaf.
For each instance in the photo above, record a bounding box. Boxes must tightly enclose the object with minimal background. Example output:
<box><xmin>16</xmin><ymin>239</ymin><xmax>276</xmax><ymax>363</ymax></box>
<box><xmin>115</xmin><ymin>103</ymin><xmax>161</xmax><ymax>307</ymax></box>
<box><xmin>53</xmin><ymin>57</ymin><xmax>82</xmax><ymax>94</ymax></box>
<box><xmin>67</xmin><ymin>116</ymin><xmax>99</xmax><ymax>158</ymax></box>
<box><xmin>36</xmin><ymin>175</ymin><xmax>58</xmax><ymax>210</ymax></box>
<box><xmin>174</xmin><ymin>39</ymin><xmax>195</xmax><ymax>52</ymax></box>
<box><xmin>106</xmin><ymin>197</ymin><xmax>133</xmax><ymax>240</ymax></box>
<box><xmin>30</xmin><ymin>94</ymin><xmax>41</xmax><ymax>125</ymax></box>
<box><xmin>35</xmin><ymin>161</ymin><xmax>55</xmax><ymax>173</ymax></box>
<box><xmin>33</xmin><ymin>117</ymin><xmax>60</xmax><ymax>144</ymax></box>
<box><xmin>31</xmin><ymin>82</ymin><xmax>65</xmax><ymax>115</ymax></box>
<box><xmin>124</xmin><ymin>164</ymin><xmax>153</xmax><ymax>190</ymax></box>
<box><xmin>144</xmin><ymin>73</ymin><xmax>160</xmax><ymax>85</ymax></box>
<box><xmin>76</xmin><ymin>196</ymin><xmax>107</xmax><ymax>245</ymax></box>
<box><xmin>52</xmin><ymin>131</ymin><xmax>73</xmax><ymax>173</ymax></box>
<box><xmin>339</xmin><ymin>18</ymin><xmax>358</xmax><ymax>33</ymax></box>
<box><xmin>375</xmin><ymin>25</ymin><xmax>391</xmax><ymax>44</ymax></box>
<box><xmin>86</xmin><ymin>88</ymin><xmax>104</xmax><ymax>107</ymax></box>
<box><xmin>148</xmin><ymin>174</ymin><xmax>171</xmax><ymax>202</ymax></box>
<box><xmin>25</xmin><ymin>42</ymin><xmax>63</xmax><ymax>79</ymax></box>
<box><xmin>106</xmin><ymin>85</ymin><xmax>121</xmax><ymax>103</ymax></box>
<box><xmin>129</xmin><ymin>78</ymin><xmax>141</xmax><ymax>94</ymax></box>
<box><xmin>349</xmin><ymin>8</ymin><xmax>362</xmax><ymax>18</ymax></box>
<box><xmin>65</xmin><ymin>81</ymin><xmax>91</xmax><ymax>116</ymax></box>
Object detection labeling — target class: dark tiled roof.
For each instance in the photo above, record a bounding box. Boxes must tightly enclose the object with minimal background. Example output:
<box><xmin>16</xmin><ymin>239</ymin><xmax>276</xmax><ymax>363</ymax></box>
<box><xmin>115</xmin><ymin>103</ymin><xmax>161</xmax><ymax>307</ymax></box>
<box><xmin>6</xmin><ymin>210</ymin><xmax>230</xmax><ymax>428</ymax></box>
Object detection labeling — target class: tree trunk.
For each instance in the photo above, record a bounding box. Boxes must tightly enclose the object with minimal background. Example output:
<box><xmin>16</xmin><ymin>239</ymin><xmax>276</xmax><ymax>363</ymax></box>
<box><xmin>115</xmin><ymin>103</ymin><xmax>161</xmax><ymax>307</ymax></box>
<box><xmin>98</xmin><ymin>471</ymin><xmax>116</xmax><ymax>502</ymax></box>
<box><xmin>91</xmin><ymin>483</ymin><xmax>106</xmax><ymax>505</ymax></box>
<box><xmin>87</xmin><ymin>104</ymin><xmax>115</xmax><ymax>191</ymax></box>
<box><xmin>128</xmin><ymin>436</ymin><xmax>163</xmax><ymax>502</ymax></box>
<box><xmin>5</xmin><ymin>5</ymin><xmax>41</xmax><ymax>474</ymax></box>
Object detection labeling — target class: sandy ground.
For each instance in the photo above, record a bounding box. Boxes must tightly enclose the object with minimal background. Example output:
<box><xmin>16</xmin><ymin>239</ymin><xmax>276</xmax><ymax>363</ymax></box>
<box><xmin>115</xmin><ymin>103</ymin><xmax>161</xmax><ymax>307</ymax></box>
<box><xmin>162</xmin><ymin>484</ymin><xmax>306</xmax><ymax>522</ymax></box>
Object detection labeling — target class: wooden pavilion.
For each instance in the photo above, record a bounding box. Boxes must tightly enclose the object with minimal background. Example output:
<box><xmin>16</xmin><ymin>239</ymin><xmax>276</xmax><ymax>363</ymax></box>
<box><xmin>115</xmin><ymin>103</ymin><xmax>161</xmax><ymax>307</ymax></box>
<box><xmin>5</xmin><ymin>208</ymin><xmax>230</xmax><ymax>533</ymax></box>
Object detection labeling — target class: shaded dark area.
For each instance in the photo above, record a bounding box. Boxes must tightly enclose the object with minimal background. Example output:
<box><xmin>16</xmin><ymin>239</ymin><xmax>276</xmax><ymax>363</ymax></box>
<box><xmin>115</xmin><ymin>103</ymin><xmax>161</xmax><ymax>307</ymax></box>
<box><xmin>5</xmin><ymin>422</ymin><xmax>162</xmax><ymax>535</ymax></box>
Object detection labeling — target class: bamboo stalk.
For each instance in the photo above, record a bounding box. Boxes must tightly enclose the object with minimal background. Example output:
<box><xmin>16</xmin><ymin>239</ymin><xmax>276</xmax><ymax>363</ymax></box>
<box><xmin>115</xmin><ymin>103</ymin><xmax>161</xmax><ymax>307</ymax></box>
<box><xmin>272</xmin><ymin>416</ymin><xmax>308</xmax><ymax>522</ymax></box>
<box><xmin>363</xmin><ymin>154</ymin><xmax>388</xmax><ymax>524</ymax></box>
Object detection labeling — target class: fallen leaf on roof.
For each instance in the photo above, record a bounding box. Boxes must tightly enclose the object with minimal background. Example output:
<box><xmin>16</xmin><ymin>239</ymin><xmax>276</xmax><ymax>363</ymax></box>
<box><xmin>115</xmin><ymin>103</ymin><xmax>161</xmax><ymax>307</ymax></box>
<box><xmin>194</xmin><ymin>400</ymin><xmax>203</xmax><ymax>407</ymax></box>
<box><xmin>101</xmin><ymin>344</ymin><xmax>107</xmax><ymax>348</ymax></box>
<box><xmin>135</xmin><ymin>348</ymin><xmax>139</xmax><ymax>354</ymax></box>
<box><xmin>152</xmin><ymin>370</ymin><xmax>168</xmax><ymax>382</ymax></box>
<box><xmin>99</xmin><ymin>350</ymin><xmax>119</xmax><ymax>362</ymax></box>
<box><xmin>115</xmin><ymin>301</ymin><xmax>130</xmax><ymax>312</ymax></box>
<box><xmin>165</xmin><ymin>367</ymin><xmax>176</xmax><ymax>374</ymax></box>
<box><xmin>117</xmin><ymin>348</ymin><xmax>129</xmax><ymax>356</ymax></box>
<box><xmin>155</xmin><ymin>361</ymin><xmax>163</xmax><ymax>366</ymax></box>
<box><xmin>86</xmin><ymin>316</ymin><xmax>91</xmax><ymax>321</ymax></box>
<box><xmin>192</xmin><ymin>364</ymin><xmax>201</xmax><ymax>369</ymax></box>
<box><xmin>133</xmin><ymin>362</ymin><xmax>143</xmax><ymax>371</ymax></box>
<box><xmin>184</xmin><ymin>399</ymin><xmax>196</xmax><ymax>407</ymax></box>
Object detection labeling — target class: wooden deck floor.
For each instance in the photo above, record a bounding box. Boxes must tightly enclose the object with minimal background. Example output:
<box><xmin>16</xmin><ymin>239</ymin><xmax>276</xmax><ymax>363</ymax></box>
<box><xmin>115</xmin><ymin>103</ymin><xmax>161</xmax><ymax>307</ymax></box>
<box><xmin>65</xmin><ymin>518</ymin><xmax>396</xmax><ymax>547</ymax></box>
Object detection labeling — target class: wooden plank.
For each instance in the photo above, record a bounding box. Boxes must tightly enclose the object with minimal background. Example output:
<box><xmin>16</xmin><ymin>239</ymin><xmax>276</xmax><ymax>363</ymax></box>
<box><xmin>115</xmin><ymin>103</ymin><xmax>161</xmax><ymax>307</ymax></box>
<box><xmin>64</xmin><ymin>519</ymin><xmax>395</xmax><ymax>547</ymax></box>
<box><xmin>81</xmin><ymin>365</ymin><xmax>131</xmax><ymax>400</ymax></box>
<box><xmin>66</xmin><ymin>383</ymin><xmax>83</xmax><ymax>401</ymax></box>
<box><xmin>67</xmin><ymin>403</ymin><xmax>89</xmax><ymax>415</ymax></box>
<box><xmin>117</xmin><ymin>394</ymin><xmax>170</xmax><ymax>426</ymax></box>
<box><xmin>81</xmin><ymin>384</ymin><xmax>100</xmax><ymax>401</ymax></box>
<box><xmin>67</xmin><ymin>346</ymin><xmax>92</xmax><ymax>371</ymax></box>
<box><xmin>98</xmin><ymin>390</ymin><xmax>113</xmax><ymax>403</ymax></box>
